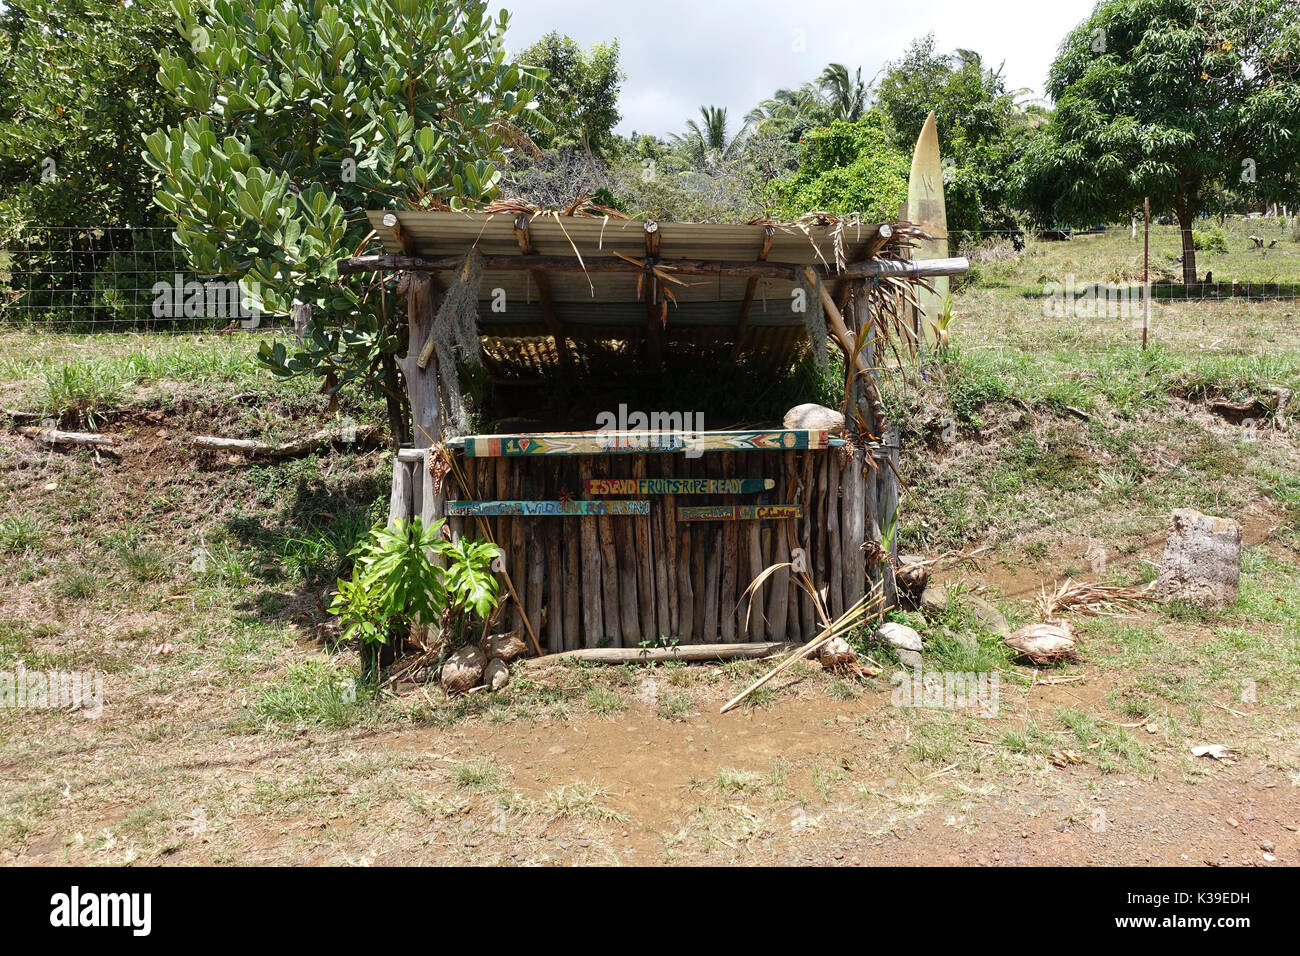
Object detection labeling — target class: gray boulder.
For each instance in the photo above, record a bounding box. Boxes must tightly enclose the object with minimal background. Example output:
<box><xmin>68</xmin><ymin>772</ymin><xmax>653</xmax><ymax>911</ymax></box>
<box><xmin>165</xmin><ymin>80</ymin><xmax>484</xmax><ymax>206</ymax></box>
<box><xmin>1155</xmin><ymin>509</ymin><xmax>1241</xmax><ymax>607</ymax></box>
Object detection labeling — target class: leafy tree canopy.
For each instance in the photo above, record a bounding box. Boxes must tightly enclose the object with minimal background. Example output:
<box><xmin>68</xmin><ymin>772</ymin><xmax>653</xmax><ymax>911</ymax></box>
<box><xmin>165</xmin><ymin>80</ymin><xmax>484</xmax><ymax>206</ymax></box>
<box><xmin>145</xmin><ymin>0</ymin><xmax>543</xmax><ymax>438</ymax></box>
<box><xmin>768</xmin><ymin>114</ymin><xmax>909</xmax><ymax>221</ymax></box>
<box><xmin>0</xmin><ymin>0</ymin><xmax>186</xmax><ymax>232</ymax></box>
<box><xmin>1015</xmin><ymin>0</ymin><xmax>1300</xmax><ymax>282</ymax></box>
<box><xmin>516</xmin><ymin>31</ymin><xmax>623</xmax><ymax>156</ymax></box>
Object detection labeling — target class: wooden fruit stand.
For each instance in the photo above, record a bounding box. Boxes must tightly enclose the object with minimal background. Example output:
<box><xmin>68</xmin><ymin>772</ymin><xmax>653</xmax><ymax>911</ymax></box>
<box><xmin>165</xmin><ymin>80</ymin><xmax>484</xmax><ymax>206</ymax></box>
<box><xmin>351</xmin><ymin>208</ymin><xmax>966</xmax><ymax>653</ymax></box>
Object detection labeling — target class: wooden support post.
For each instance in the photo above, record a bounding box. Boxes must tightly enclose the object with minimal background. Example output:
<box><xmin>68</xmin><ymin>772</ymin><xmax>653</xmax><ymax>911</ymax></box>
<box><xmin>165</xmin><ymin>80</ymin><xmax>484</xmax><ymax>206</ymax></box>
<box><xmin>732</xmin><ymin>225</ymin><xmax>776</xmax><ymax>359</ymax></box>
<box><xmin>743</xmin><ymin>457</ymin><xmax>765</xmax><ymax>640</ymax></box>
<box><xmin>644</xmin><ymin>220</ymin><xmax>664</xmax><ymax>368</ymax></box>
<box><xmin>766</xmin><ymin>457</ymin><xmax>790</xmax><ymax>637</ymax></box>
<box><xmin>677</xmin><ymin>454</ymin><xmax>695</xmax><ymax>642</ymax></box>
<box><xmin>514</xmin><ymin>214</ymin><xmax>574</xmax><ymax>370</ymax></box>
<box><xmin>388</xmin><ymin>458</ymin><xmax>413</xmax><ymax>528</ymax></box>
<box><xmin>578</xmin><ymin>457</ymin><xmax>603</xmax><ymax>647</ymax></box>
<box><xmin>596</xmin><ymin>458</ymin><xmax>623</xmax><ymax>644</ymax></box>
<box><xmin>880</xmin><ymin>428</ymin><xmax>901</xmax><ymax>609</ymax></box>
<box><xmin>719</xmin><ymin>452</ymin><xmax>739</xmax><ymax>641</ymax></box>
<box><xmin>659</xmin><ymin>455</ymin><xmax>677</xmax><ymax>639</ymax></box>
<box><xmin>826</xmin><ymin>452</ymin><xmax>843</xmax><ymax>618</ymax></box>
<box><xmin>632</xmin><ymin>455</ymin><xmax>656</xmax><ymax>641</ymax></box>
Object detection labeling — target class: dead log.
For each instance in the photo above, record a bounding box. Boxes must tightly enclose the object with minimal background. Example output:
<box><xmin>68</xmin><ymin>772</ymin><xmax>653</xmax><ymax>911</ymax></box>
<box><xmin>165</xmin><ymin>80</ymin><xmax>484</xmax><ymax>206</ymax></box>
<box><xmin>20</xmin><ymin>426</ymin><xmax>121</xmax><ymax>449</ymax></box>
<box><xmin>546</xmin><ymin>641</ymin><xmax>798</xmax><ymax>664</ymax></box>
<box><xmin>192</xmin><ymin>424</ymin><xmax>381</xmax><ymax>458</ymax></box>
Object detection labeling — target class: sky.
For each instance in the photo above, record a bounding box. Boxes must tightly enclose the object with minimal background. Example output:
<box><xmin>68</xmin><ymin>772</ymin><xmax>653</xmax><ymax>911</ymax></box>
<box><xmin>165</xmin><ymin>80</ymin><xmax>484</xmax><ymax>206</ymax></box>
<box><xmin>490</xmin><ymin>0</ymin><xmax>1098</xmax><ymax>138</ymax></box>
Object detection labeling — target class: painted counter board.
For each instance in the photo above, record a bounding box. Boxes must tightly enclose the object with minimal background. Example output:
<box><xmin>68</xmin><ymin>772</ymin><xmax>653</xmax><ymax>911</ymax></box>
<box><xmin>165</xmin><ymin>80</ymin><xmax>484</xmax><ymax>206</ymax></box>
<box><xmin>454</xmin><ymin>430</ymin><xmax>838</xmax><ymax>458</ymax></box>
<box><xmin>446</xmin><ymin>500</ymin><xmax>651</xmax><ymax>516</ymax></box>
<box><xmin>677</xmin><ymin>505</ymin><xmax>803</xmax><ymax>521</ymax></box>
<box><xmin>586</xmin><ymin>477</ymin><xmax>775</xmax><ymax>495</ymax></box>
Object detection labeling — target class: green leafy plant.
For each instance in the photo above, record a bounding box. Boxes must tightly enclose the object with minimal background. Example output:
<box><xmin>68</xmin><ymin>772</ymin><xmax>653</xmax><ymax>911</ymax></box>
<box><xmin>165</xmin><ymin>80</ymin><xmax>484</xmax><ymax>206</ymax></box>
<box><xmin>1192</xmin><ymin>228</ymin><xmax>1228</xmax><ymax>254</ymax></box>
<box><xmin>328</xmin><ymin>517</ymin><xmax>501</xmax><ymax>654</ymax></box>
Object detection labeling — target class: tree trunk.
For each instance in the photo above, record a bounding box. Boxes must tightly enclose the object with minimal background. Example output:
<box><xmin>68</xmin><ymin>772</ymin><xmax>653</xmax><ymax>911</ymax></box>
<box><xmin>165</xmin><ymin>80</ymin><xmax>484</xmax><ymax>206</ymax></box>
<box><xmin>1175</xmin><ymin>200</ymin><xmax>1197</xmax><ymax>286</ymax></box>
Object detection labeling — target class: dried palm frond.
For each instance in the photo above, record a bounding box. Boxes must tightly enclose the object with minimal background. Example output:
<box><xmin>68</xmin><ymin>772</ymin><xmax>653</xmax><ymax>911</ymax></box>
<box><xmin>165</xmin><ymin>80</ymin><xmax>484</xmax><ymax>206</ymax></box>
<box><xmin>721</xmin><ymin>585</ymin><xmax>883</xmax><ymax>714</ymax></box>
<box><xmin>1037</xmin><ymin>578</ymin><xmax>1157</xmax><ymax>619</ymax></box>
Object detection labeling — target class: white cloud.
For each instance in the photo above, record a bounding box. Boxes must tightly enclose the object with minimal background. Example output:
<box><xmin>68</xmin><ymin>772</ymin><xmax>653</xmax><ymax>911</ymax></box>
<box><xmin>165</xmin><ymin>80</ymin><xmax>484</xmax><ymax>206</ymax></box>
<box><xmin>492</xmin><ymin>0</ymin><xmax>1095</xmax><ymax>138</ymax></box>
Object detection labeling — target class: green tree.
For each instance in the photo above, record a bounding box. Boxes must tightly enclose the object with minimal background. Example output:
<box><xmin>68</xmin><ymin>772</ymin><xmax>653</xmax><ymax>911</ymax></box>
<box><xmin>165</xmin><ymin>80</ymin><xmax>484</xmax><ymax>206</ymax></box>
<box><xmin>768</xmin><ymin>114</ymin><xmax>909</xmax><ymax>221</ymax></box>
<box><xmin>1016</xmin><ymin>0</ymin><xmax>1300</xmax><ymax>284</ymax></box>
<box><xmin>516</xmin><ymin>31</ymin><xmax>623</xmax><ymax>156</ymax></box>
<box><xmin>145</xmin><ymin>0</ymin><xmax>542</xmax><ymax>442</ymax></box>
<box><xmin>875</xmin><ymin>34</ymin><xmax>1025</xmax><ymax>239</ymax></box>
<box><xmin>818</xmin><ymin>63</ymin><xmax>870</xmax><ymax>122</ymax></box>
<box><xmin>672</xmin><ymin>105</ymin><xmax>743</xmax><ymax>170</ymax></box>
<box><xmin>0</xmin><ymin>0</ymin><xmax>185</xmax><ymax>230</ymax></box>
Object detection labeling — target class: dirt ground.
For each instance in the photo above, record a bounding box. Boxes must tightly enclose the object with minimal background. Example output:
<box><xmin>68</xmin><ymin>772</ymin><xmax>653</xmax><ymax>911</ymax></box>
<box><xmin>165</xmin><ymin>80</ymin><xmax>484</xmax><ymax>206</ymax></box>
<box><xmin>2</xmin><ymin>278</ymin><xmax>1298</xmax><ymax>865</ymax></box>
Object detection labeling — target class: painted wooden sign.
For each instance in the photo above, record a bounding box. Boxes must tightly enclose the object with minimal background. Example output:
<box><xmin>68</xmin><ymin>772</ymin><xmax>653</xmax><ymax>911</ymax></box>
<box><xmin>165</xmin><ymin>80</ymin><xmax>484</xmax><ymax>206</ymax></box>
<box><xmin>585</xmin><ymin>478</ymin><xmax>775</xmax><ymax>496</ymax></box>
<box><xmin>446</xmin><ymin>500</ymin><xmax>650</xmax><ymax>517</ymax></box>
<box><xmin>677</xmin><ymin>505</ymin><xmax>803</xmax><ymax>521</ymax></box>
<box><xmin>455</xmin><ymin>430</ymin><xmax>837</xmax><ymax>458</ymax></box>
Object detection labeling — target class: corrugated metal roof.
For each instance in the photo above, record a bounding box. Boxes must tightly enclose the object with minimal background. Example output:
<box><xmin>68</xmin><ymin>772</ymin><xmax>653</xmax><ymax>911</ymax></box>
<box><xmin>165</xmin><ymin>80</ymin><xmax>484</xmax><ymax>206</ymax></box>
<box><xmin>366</xmin><ymin>210</ymin><xmax>884</xmax><ymax>266</ymax></box>
<box><xmin>368</xmin><ymin>210</ymin><xmax>883</xmax><ymax>368</ymax></box>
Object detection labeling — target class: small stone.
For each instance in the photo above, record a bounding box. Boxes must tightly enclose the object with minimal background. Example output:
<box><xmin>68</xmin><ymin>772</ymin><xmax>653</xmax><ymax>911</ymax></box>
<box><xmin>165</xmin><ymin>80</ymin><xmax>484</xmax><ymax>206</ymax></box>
<box><xmin>919</xmin><ymin>586</ymin><xmax>949</xmax><ymax>619</ymax></box>
<box><xmin>1227</xmin><ymin>817</ymin><xmax>1239</xmax><ymax>828</ymax></box>
<box><xmin>1155</xmin><ymin>508</ymin><xmax>1242</xmax><ymax>607</ymax></box>
<box><xmin>965</xmin><ymin>595</ymin><xmax>1010</xmax><ymax>636</ymax></box>
<box><xmin>483</xmin><ymin>630</ymin><xmax>527</xmax><ymax>661</ymax></box>
<box><xmin>1261</xmin><ymin>840</ymin><xmax>1275</xmax><ymax>852</ymax></box>
<box><xmin>635</xmin><ymin>678</ymin><xmax>658</xmax><ymax>705</ymax></box>
<box><xmin>485</xmin><ymin>658</ymin><xmax>509</xmax><ymax>691</ymax></box>
<box><xmin>877</xmin><ymin>622</ymin><xmax>923</xmax><ymax>669</ymax></box>
<box><xmin>441</xmin><ymin>643</ymin><xmax>486</xmax><ymax>693</ymax></box>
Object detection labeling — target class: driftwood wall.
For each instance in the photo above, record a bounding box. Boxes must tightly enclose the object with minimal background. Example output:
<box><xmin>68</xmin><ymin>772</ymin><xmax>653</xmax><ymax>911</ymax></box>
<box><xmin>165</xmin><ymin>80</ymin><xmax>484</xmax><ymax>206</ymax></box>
<box><xmin>389</xmin><ymin>441</ymin><xmax>899</xmax><ymax>653</ymax></box>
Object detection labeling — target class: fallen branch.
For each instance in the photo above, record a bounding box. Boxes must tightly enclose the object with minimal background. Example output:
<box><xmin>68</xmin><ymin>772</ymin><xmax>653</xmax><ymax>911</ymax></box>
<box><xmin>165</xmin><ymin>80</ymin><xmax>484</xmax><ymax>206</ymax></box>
<box><xmin>547</xmin><ymin>641</ymin><xmax>798</xmax><ymax>664</ymax></box>
<box><xmin>19</xmin><ymin>426</ymin><xmax>121</xmax><ymax>449</ymax></box>
<box><xmin>193</xmin><ymin>424</ymin><xmax>382</xmax><ymax>458</ymax></box>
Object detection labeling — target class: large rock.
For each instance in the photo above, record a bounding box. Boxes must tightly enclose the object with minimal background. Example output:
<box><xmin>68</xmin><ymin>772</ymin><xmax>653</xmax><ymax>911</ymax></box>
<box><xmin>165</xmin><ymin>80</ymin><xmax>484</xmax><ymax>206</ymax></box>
<box><xmin>783</xmin><ymin>403</ymin><xmax>845</xmax><ymax>435</ymax></box>
<box><xmin>1155</xmin><ymin>509</ymin><xmax>1241</xmax><ymax>607</ymax></box>
<box><xmin>483</xmin><ymin>630</ymin><xmax>527</xmax><ymax>661</ymax></box>
<box><xmin>920</xmin><ymin>586</ymin><xmax>949</xmax><ymax>619</ymax></box>
<box><xmin>441</xmin><ymin>643</ymin><xmax>487</xmax><ymax>693</ymax></box>
<box><xmin>877</xmin><ymin>622</ymin><xmax>923</xmax><ymax>669</ymax></box>
<box><xmin>965</xmin><ymin>595</ymin><xmax>1010</xmax><ymax>636</ymax></box>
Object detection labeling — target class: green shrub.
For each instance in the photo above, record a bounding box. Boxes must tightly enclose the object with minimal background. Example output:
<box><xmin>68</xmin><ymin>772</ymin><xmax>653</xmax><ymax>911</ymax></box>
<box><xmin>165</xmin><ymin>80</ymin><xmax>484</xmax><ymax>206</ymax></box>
<box><xmin>328</xmin><ymin>518</ymin><xmax>502</xmax><ymax>652</ymax></box>
<box><xmin>1191</xmin><ymin>227</ymin><xmax>1228</xmax><ymax>254</ymax></box>
<box><xmin>767</xmin><ymin>115</ymin><xmax>909</xmax><ymax>220</ymax></box>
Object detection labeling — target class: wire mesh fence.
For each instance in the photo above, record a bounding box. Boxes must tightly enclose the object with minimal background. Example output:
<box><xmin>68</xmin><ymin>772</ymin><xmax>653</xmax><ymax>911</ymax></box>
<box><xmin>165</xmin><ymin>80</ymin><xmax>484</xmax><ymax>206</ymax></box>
<box><xmin>0</xmin><ymin>226</ymin><xmax>285</xmax><ymax>333</ymax></box>
<box><xmin>1</xmin><ymin>219</ymin><xmax>1297</xmax><ymax>334</ymax></box>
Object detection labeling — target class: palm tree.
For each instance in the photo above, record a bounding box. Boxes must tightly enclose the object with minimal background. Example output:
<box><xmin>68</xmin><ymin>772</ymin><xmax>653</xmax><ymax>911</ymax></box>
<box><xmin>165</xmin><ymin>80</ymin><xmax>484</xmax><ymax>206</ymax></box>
<box><xmin>672</xmin><ymin>105</ymin><xmax>742</xmax><ymax>169</ymax></box>
<box><xmin>818</xmin><ymin>63</ymin><xmax>869</xmax><ymax>122</ymax></box>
